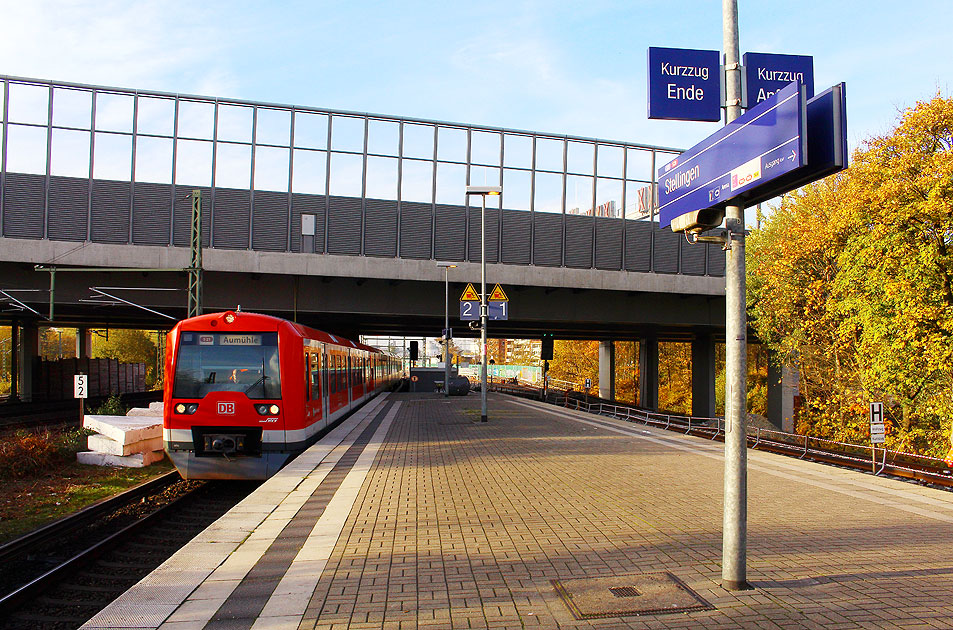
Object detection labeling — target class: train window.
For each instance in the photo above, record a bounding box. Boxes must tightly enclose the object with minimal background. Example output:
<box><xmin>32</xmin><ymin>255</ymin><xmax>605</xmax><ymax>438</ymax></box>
<box><xmin>309</xmin><ymin>352</ymin><xmax>320</xmax><ymax>399</ymax></box>
<box><xmin>173</xmin><ymin>332</ymin><xmax>281</xmax><ymax>399</ymax></box>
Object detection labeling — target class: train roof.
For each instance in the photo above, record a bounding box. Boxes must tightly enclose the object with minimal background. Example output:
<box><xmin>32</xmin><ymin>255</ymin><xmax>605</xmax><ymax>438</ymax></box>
<box><xmin>174</xmin><ymin>311</ymin><xmax>396</xmax><ymax>357</ymax></box>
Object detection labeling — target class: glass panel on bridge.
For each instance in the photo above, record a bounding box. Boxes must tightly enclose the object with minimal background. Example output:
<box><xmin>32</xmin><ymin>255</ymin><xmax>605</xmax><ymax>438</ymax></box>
<box><xmin>215</xmin><ymin>143</ymin><xmax>251</xmax><ymax>189</ymax></box>
<box><xmin>328</xmin><ymin>152</ymin><xmax>363</xmax><ymax>197</ymax></box>
<box><xmin>136</xmin><ymin>96</ymin><xmax>175</xmax><ymax>137</ymax></box>
<box><xmin>566</xmin><ymin>141</ymin><xmax>594</xmax><ymax>176</ymax></box>
<box><xmin>52</xmin><ymin>87</ymin><xmax>92</xmax><ymax>130</ymax></box>
<box><xmin>255</xmin><ymin>107</ymin><xmax>291</xmax><ymax>147</ymax></box>
<box><xmin>502</xmin><ymin>169</ymin><xmax>530</xmax><ymax>211</ymax></box>
<box><xmin>216</xmin><ymin>104</ymin><xmax>253</xmax><ymax>144</ymax></box>
<box><xmin>624</xmin><ymin>180</ymin><xmax>653</xmax><ymax>221</ymax></box>
<box><xmin>597</xmin><ymin>145</ymin><xmax>624</xmax><ymax>179</ymax></box>
<box><xmin>503</xmin><ymin>134</ymin><xmax>532</xmax><ymax>169</ymax></box>
<box><xmin>93</xmin><ymin>132</ymin><xmax>132</xmax><ymax>181</ymax></box>
<box><xmin>400</xmin><ymin>158</ymin><xmax>432</xmax><ymax>203</ymax></box>
<box><xmin>135</xmin><ymin>136</ymin><xmax>173</xmax><ymax>184</ymax></box>
<box><xmin>435</xmin><ymin>162</ymin><xmax>466</xmax><ymax>205</ymax></box>
<box><xmin>293</xmin><ymin>112</ymin><xmax>328</xmax><ymax>150</ymax></box>
<box><xmin>291</xmin><ymin>149</ymin><xmax>327</xmax><ymax>194</ymax></box>
<box><xmin>8</xmin><ymin>83</ymin><xmax>49</xmax><ymax>125</ymax></box>
<box><xmin>330</xmin><ymin>115</ymin><xmax>365</xmax><ymax>153</ymax></box>
<box><xmin>437</xmin><ymin>126</ymin><xmax>466</xmax><ymax>163</ymax></box>
<box><xmin>533</xmin><ymin>171</ymin><xmax>563</xmax><ymax>213</ymax></box>
<box><xmin>177</xmin><ymin>100</ymin><xmax>215</xmax><ymax>140</ymax></box>
<box><xmin>254</xmin><ymin>146</ymin><xmax>291</xmax><ymax>192</ymax></box>
<box><xmin>469</xmin><ymin>165</ymin><xmax>501</xmax><ymax>190</ymax></box>
<box><xmin>594</xmin><ymin>178</ymin><xmax>622</xmax><ymax>218</ymax></box>
<box><xmin>535</xmin><ymin>137</ymin><xmax>564</xmax><ymax>173</ymax></box>
<box><xmin>367</xmin><ymin>119</ymin><xmax>399</xmax><ymax>157</ymax></box>
<box><xmin>402</xmin><ymin>123</ymin><xmax>434</xmax><ymax>160</ymax></box>
<box><xmin>625</xmin><ymin>147</ymin><xmax>654</xmax><ymax>182</ymax></box>
<box><xmin>50</xmin><ymin>129</ymin><xmax>90</xmax><ymax>177</ymax></box>
<box><xmin>175</xmin><ymin>139</ymin><xmax>213</xmax><ymax>186</ymax></box>
<box><xmin>470</xmin><ymin>130</ymin><xmax>500</xmax><ymax>167</ymax></box>
<box><xmin>94</xmin><ymin>92</ymin><xmax>134</xmax><ymax>134</ymax></box>
<box><xmin>365</xmin><ymin>156</ymin><xmax>398</xmax><ymax>200</ymax></box>
<box><xmin>566</xmin><ymin>175</ymin><xmax>593</xmax><ymax>215</ymax></box>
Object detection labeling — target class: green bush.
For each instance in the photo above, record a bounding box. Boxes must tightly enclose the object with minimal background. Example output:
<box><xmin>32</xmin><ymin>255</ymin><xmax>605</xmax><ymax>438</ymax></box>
<box><xmin>87</xmin><ymin>394</ymin><xmax>128</xmax><ymax>416</ymax></box>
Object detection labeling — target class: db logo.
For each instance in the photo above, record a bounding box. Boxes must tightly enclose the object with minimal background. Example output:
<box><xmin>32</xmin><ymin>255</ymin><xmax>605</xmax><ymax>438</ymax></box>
<box><xmin>217</xmin><ymin>401</ymin><xmax>235</xmax><ymax>415</ymax></box>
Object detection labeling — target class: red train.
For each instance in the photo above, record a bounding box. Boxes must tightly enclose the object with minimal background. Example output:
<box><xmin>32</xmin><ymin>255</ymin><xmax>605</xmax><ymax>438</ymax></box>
<box><xmin>163</xmin><ymin>311</ymin><xmax>401</xmax><ymax>479</ymax></box>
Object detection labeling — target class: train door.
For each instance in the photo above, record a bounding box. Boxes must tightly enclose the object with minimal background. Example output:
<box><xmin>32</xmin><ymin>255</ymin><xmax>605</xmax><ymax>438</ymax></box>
<box><xmin>320</xmin><ymin>345</ymin><xmax>329</xmax><ymax>424</ymax></box>
<box><xmin>346</xmin><ymin>352</ymin><xmax>354</xmax><ymax>406</ymax></box>
<box><xmin>306</xmin><ymin>345</ymin><xmax>322</xmax><ymax>433</ymax></box>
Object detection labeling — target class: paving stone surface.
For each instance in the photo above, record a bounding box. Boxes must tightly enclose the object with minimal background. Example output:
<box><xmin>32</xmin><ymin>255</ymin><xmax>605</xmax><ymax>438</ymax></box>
<box><xmin>297</xmin><ymin>393</ymin><xmax>953</xmax><ymax>629</ymax></box>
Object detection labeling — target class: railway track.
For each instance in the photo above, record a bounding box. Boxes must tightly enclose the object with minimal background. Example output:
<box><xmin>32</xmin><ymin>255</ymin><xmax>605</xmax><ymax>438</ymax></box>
<box><xmin>0</xmin><ymin>472</ymin><xmax>258</xmax><ymax>630</ymax></box>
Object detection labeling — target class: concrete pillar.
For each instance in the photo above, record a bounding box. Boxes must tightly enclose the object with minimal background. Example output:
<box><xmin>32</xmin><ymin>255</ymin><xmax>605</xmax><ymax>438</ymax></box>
<box><xmin>76</xmin><ymin>327</ymin><xmax>93</xmax><ymax>359</ymax></box>
<box><xmin>691</xmin><ymin>334</ymin><xmax>716</xmax><ymax>418</ymax></box>
<box><xmin>639</xmin><ymin>336</ymin><xmax>659</xmax><ymax>411</ymax></box>
<box><xmin>17</xmin><ymin>324</ymin><xmax>39</xmax><ymax>403</ymax></box>
<box><xmin>598</xmin><ymin>340</ymin><xmax>615</xmax><ymax>400</ymax></box>
<box><xmin>768</xmin><ymin>353</ymin><xmax>799</xmax><ymax>432</ymax></box>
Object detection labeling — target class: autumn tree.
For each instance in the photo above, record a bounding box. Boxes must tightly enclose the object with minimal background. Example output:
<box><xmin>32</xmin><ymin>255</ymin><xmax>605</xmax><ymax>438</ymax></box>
<box><xmin>92</xmin><ymin>329</ymin><xmax>162</xmax><ymax>389</ymax></box>
<box><xmin>547</xmin><ymin>340</ymin><xmax>599</xmax><ymax>392</ymax></box>
<box><xmin>748</xmin><ymin>94</ymin><xmax>953</xmax><ymax>456</ymax></box>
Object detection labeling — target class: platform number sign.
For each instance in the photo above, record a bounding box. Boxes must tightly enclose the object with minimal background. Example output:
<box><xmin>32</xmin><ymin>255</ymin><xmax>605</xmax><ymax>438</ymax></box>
<box><xmin>74</xmin><ymin>374</ymin><xmax>88</xmax><ymax>399</ymax></box>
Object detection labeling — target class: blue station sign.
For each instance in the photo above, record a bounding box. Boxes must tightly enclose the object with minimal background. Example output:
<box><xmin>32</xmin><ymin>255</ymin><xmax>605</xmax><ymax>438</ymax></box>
<box><xmin>743</xmin><ymin>52</ymin><xmax>814</xmax><ymax>108</ymax></box>
<box><xmin>657</xmin><ymin>81</ymin><xmax>807</xmax><ymax>230</ymax></box>
<box><xmin>647</xmin><ymin>47</ymin><xmax>721</xmax><ymax>122</ymax></box>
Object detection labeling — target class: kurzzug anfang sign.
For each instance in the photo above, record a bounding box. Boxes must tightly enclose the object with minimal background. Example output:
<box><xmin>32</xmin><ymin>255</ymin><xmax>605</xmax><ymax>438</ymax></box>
<box><xmin>647</xmin><ymin>47</ymin><xmax>721</xmax><ymax>122</ymax></box>
<box><xmin>743</xmin><ymin>52</ymin><xmax>814</xmax><ymax>108</ymax></box>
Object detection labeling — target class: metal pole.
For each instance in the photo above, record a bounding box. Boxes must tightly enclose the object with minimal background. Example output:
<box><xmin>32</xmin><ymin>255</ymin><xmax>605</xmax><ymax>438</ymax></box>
<box><xmin>480</xmin><ymin>193</ymin><xmax>488</xmax><ymax>422</ymax></box>
<box><xmin>188</xmin><ymin>189</ymin><xmax>203</xmax><ymax>318</ymax></box>
<box><xmin>444</xmin><ymin>267</ymin><xmax>450</xmax><ymax>397</ymax></box>
<box><xmin>722</xmin><ymin>0</ymin><xmax>748</xmax><ymax>592</ymax></box>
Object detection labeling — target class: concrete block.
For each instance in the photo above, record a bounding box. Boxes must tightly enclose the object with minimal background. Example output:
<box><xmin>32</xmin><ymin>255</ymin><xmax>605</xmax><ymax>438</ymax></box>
<box><xmin>83</xmin><ymin>414</ymin><xmax>162</xmax><ymax>445</ymax></box>
<box><xmin>88</xmin><ymin>433</ymin><xmax>164</xmax><ymax>456</ymax></box>
<box><xmin>77</xmin><ymin>449</ymin><xmax>166</xmax><ymax>468</ymax></box>
<box><xmin>127</xmin><ymin>401</ymin><xmax>164</xmax><ymax>417</ymax></box>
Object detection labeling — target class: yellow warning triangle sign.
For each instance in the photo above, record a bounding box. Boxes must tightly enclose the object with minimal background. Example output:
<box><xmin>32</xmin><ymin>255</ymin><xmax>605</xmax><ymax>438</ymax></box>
<box><xmin>489</xmin><ymin>284</ymin><xmax>508</xmax><ymax>301</ymax></box>
<box><xmin>459</xmin><ymin>283</ymin><xmax>480</xmax><ymax>301</ymax></box>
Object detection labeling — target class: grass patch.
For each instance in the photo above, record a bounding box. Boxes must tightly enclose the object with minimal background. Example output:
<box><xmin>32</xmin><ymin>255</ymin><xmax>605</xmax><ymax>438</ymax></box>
<box><xmin>0</xmin><ymin>426</ymin><xmax>173</xmax><ymax>544</ymax></box>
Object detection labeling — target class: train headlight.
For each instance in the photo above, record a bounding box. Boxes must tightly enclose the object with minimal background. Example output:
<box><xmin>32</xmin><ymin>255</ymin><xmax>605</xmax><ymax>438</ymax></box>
<box><xmin>255</xmin><ymin>403</ymin><xmax>280</xmax><ymax>415</ymax></box>
<box><xmin>175</xmin><ymin>403</ymin><xmax>198</xmax><ymax>414</ymax></box>
<box><xmin>269</xmin><ymin>404</ymin><xmax>280</xmax><ymax>415</ymax></box>
<box><xmin>224</xmin><ymin>311</ymin><xmax>236</xmax><ymax>324</ymax></box>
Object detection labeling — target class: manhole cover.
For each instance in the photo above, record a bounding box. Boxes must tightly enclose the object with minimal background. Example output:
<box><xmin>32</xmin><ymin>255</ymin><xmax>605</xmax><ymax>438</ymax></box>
<box><xmin>552</xmin><ymin>572</ymin><xmax>713</xmax><ymax>619</ymax></box>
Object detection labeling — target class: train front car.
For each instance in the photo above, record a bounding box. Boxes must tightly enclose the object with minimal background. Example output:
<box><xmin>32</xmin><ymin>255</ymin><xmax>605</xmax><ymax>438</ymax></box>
<box><xmin>163</xmin><ymin>311</ymin><xmax>300</xmax><ymax>480</ymax></box>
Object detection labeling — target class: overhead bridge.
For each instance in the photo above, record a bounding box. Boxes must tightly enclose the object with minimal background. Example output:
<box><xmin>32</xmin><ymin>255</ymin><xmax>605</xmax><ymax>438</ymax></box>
<box><xmin>0</xmin><ymin>75</ymin><xmax>724</xmax><ymax>340</ymax></box>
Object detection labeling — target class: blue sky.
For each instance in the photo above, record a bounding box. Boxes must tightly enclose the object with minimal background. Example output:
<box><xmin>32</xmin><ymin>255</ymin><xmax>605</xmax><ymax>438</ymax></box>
<box><xmin>2</xmin><ymin>1</ymin><xmax>950</xmax><ymax>159</ymax></box>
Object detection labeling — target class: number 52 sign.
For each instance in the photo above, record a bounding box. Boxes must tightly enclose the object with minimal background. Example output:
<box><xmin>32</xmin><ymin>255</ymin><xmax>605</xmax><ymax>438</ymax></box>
<box><xmin>74</xmin><ymin>374</ymin><xmax>88</xmax><ymax>399</ymax></box>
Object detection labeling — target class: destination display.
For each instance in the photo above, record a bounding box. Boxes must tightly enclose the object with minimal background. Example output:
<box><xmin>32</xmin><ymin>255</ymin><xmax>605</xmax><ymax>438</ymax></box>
<box><xmin>657</xmin><ymin>82</ymin><xmax>807</xmax><ymax>231</ymax></box>
<box><xmin>743</xmin><ymin>52</ymin><xmax>814</xmax><ymax>108</ymax></box>
<box><xmin>647</xmin><ymin>47</ymin><xmax>721</xmax><ymax>122</ymax></box>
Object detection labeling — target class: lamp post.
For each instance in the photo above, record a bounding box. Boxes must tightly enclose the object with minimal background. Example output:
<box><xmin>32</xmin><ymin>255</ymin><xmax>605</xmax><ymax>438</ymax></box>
<box><xmin>437</xmin><ymin>262</ymin><xmax>457</xmax><ymax>397</ymax></box>
<box><xmin>465</xmin><ymin>185</ymin><xmax>502</xmax><ymax>423</ymax></box>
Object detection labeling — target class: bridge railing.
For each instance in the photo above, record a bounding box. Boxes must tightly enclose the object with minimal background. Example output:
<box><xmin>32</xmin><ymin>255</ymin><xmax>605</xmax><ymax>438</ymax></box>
<box><xmin>0</xmin><ymin>75</ymin><xmax>725</xmax><ymax>277</ymax></box>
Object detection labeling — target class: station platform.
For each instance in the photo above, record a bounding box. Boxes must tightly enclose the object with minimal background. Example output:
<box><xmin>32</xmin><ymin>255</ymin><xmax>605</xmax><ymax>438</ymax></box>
<box><xmin>83</xmin><ymin>392</ymin><xmax>953</xmax><ymax>629</ymax></box>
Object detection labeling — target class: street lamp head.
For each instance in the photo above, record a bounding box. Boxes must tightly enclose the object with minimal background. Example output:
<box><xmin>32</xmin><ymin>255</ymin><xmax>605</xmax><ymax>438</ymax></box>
<box><xmin>465</xmin><ymin>185</ymin><xmax>502</xmax><ymax>196</ymax></box>
<box><xmin>436</xmin><ymin>262</ymin><xmax>458</xmax><ymax>269</ymax></box>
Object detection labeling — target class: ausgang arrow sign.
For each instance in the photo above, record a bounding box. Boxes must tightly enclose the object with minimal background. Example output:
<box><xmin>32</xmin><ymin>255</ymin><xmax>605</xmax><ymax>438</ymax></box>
<box><xmin>658</xmin><ymin>81</ymin><xmax>807</xmax><ymax>230</ymax></box>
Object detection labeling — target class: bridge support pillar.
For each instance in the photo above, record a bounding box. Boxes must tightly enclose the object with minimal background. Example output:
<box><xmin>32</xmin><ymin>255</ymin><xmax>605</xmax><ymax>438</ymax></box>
<box><xmin>691</xmin><ymin>334</ymin><xmax>716</xmax><ymax>418</ymax></box>
<box><xmin>76</xmin><ymin>328</ymin><xmax>93</xmax><ymax>359</ymax></box>
<box><xmin>598</xmin><ymin>341</ymin><xmax>615</xmax><ymax>401</ymax></box>
<box><xmin>17</xmin><ymin>324</ymin><xmax>39</xmax><ymax>403</ymax></box>
<box><xmin>768</xmin><ymin>353</ymin><xmax>798</xmax><ymax>432</ymax></box>
<box><xmin>639</xmin><ymin>336</ymin><xmax>659</xmax><ymax>411</ymax></box>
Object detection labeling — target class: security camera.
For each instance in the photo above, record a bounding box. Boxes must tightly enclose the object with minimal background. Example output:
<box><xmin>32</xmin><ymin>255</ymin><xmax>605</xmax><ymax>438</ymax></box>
<box><xmin>670</xmin><ymin>207</ymin><xmax>726</xmax><ymax>234</ymax></box>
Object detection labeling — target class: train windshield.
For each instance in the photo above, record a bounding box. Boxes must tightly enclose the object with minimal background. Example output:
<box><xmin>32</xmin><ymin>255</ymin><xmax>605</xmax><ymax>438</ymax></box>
<box><xmin>172</xmin><ymin>331</ymin><xmax>281</xmax><ymax>399</ymax></box>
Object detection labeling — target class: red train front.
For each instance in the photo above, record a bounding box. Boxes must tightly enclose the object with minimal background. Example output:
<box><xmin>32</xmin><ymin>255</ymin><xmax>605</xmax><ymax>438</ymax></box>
<box><xmin>163</xmin><ymin>311</ymin><xmax>400</xmax><ymax>479</ymax></box>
